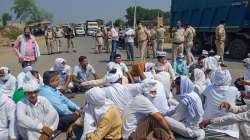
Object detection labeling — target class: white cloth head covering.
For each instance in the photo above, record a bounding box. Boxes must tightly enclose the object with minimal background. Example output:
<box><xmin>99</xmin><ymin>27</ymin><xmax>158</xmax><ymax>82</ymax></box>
<box><xmin>140</xmin><ymin>79</ymin><xmax>157</xmax><ymax>95</ymax></box>
<box><xmin>0</xmin><ymin>67</ymin><xmax>9</xmax><ymax>75</ymax></box>
<box><xmin>23</xmin><ymin>79</ymin><xmax>39</xmax><ymax>92</ymax></box>
<box><xmin>156</xmin><ymin>51</ymin><xmax>167</xmax><ymax>57</ymax></box>
<box><xmin>144</xmin><ymin>72</ymin><xmax>154</xmax><ymax>80</ymax></box>
<box><xmin>210</xmin><ymin>69</ymin><xmax>232</xmax><ymax>86</ymax></box>
<box><xmin>177</xmin><ymin>76</ymin><xmax>204</xmax><ymax>123</ymax></box>
<box><xmin>84</xmin><ymin>87</ymin><xmax>113</xmax><ymax>122</ymax></box>
<box><xmin>145</xmin><ymin>62</ymin><xmax>155</xmax><ymax>72</ymax></box>
<box><xmin>105</xmin><ymin>68</ymin><xmax>123</xmax><ymax>83</ymax></box>
<box><xmin>243</xmin><ymin>57</ymin><xmax>250</xmax><ymax>69</ymax></box>
<box><xmin>54</xmin><ymin>58</ymin><xmax>66</xmax><ymax>70</ymax></box>
<box><xmin>202</xmin><ymin>56</ymin><xmax>220</xmax><ymax>71</ymax></box>
<box><xmin>23</xmin><ymin>66</ymin><xmax>33</xmax><ymax>73</ymax></box>
<box><xmin>202</xmin><ymin>50</ymin><xmax>209</xmax><ymax>55</ymax></box>
<box><xmin>193</xmin><ymin>69</ymin><xmax>206</xmax><ymax>95</ymax></box>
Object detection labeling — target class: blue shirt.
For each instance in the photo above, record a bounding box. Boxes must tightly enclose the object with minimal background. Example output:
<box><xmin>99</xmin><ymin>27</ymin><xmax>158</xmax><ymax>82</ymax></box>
<box><xmin>73</xmin><ymin>64</ymin><xmax>96</xmax><ymax>81</ymax></box>
<box><xmin>173</xmin><ymin>58</ymin><xmax>188</xmax><ymax>76</ymax></box>
<box><xmin>39</xmin><ymin>85</ymin><xmax>80</xmax><ymax>116</ymax></box>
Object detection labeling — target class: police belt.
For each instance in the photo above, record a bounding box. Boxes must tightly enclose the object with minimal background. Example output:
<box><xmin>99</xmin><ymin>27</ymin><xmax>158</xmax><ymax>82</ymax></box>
<box><xmin>173</xmin><ymin>42</ymin><xmax>183</xmax><ymax>45</ymax></box>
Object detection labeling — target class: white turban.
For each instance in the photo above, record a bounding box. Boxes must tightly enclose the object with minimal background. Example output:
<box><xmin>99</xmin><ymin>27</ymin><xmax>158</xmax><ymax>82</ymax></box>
<box><xmin>54</xmin><ymin>58</ymin><xmax>66</xmax><ymax>69</ymax></box>
<box><xmin>23</xmin><ymin>79</ymin><xmax>39</xmax><ymax>92</ymax></box>
<box><xmin>145</xmin><ymin>63</ymin><xmax>155</xmax><ymax>72</ymax></box>
<box><xmin>202</xmin><ymin>56</ymin><xmax>220</xmax><ymax>71</ymax></box>
<box><xmin>140</xmin><ymin>79</ymin><xmax>157</xmax><ymax>94</ymax></box>
<box><xmin>105</xmin><ymin>68</ymin><xmax>123</xmax><ymax>83</ymax></box>
<box><xmin>0</xmin><ymin>67</ymin><xmax>9</xmax><ymax>75</ymax></box>
<box><xmin>85</xmin><ymin>87</ymin><xmax>106</xmax><ymax>107</ymax></box>
<box><xmin>156</xmin><ymin>51</ymin><xmax>167</xmax><ymax>57</ymax></box>
<box><xmin>202</xmin><ymin>50</ymin><xmax>208</xmax><ymax>55</ymax></box>
<box><xmin>211</xmin><ymin>69</ymin><xmax>232</xmax><ymax>86</ymax></box>
<box><xmin>23</xmin><ymin>66</ymin><xmax>33</xmax><ymax>73</ymax></box>
<box><xmin>243</xmin><ymin>58</ymin><xmax>250</xmax><ymax>69</ymax></box>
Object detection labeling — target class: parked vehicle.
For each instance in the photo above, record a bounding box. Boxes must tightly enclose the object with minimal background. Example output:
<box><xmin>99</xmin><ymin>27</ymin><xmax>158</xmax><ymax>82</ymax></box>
<box><xmin>86</xmin><ymin>21</ymin><xmax>99</xmax><ymax>36</ymax></box>
<box><xmin>171</xmin><ymin>0</ymin><xmax>250</xmax><ymax>59</ymax></box>
<box><xmin>75</xmin><ymin>26</ymin><xmax>85</xmax><ymax>36</ymax></box>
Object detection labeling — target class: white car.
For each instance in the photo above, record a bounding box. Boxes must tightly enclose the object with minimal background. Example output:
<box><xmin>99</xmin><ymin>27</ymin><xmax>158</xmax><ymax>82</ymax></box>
<box><xmin>87</xmin><ymin>29</ymin><xmax>98</xmax><ymax>36</ymax></box>
<box><xmin>75</xmin><ymin>26</ymin><xmax>85</xmax><ymax>36</ymax></box>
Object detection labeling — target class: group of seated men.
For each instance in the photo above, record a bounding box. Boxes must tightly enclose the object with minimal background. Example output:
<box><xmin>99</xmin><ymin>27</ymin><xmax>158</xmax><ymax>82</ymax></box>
<box><xmin>0</xmin><ymin>50</ymin><xmax>250</xmax><ymax>140</ymax></box>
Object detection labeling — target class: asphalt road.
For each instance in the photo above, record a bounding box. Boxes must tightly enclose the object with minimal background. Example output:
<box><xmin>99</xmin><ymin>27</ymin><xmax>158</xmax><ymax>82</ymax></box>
<box><xmin>0</xmin><ymin>36</ymin><xmax>243</xmax><ymax>140</ymax></box>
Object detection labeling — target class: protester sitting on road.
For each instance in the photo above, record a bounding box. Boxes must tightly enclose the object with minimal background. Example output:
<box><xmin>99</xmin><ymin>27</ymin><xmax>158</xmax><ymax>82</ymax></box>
<box><xmin>17</xmin><ymin>65</ymin><xmax>33</xmax><ymax>88</ymax></box>
<box><xmin>50</xmin><ymin>58</ymin><xmax>73</xmax><ymax>93</ymax></box>
<box><xmin>122</xmin><ymin>79</ymin><xmax>175</xmax><ymax>140</ymax></box>
<box><xmin>0</xmin><ymin>67</ymin><xmax>16</xmax><ymax>97</ymax></box>
<box><xmin>14</xmin><ymin>26</ymin><xmax>40</xmax><ymax>67</ymax></box>
<box><xmin>72</xmin><ymin>56</ymin><xmax>98</xmax><ymax>92</ymax></box>
<box><xmin>173</xmin><ymin>54</ymin><xmax>189</xmax><ymax>76</ymax></box>
<box><xmin>155</xmin><ymin>51</ymin><xmax>176</xmax><ymax>80</ymax></box>
<box><xmin>39</xmin><ymin>71</ymin><xmax>82</xmax><ymax>138</ymax></box>
<box><xmin>242</xmin><ymin>56</ymin><xmax>250</xmax><ymax>92</ymax></box>
<box><xmin>0</xmin><ymin>92</ymin><xmax>16</xmax><ymax>140</ymax></box>
<box><xmin>191</xmin><ymin>68</ymin><xmax>207</xmax><ymax>96</ymax></box>
<box><xmin>200</xmin><ymin>99</ymin><xmax>250</xmax><ymax>140</ymax></box>
<box><xmin>165</xmin><ymin>76</ymin><xmax>205</xmax><ymax>140</ymax></box>
<box><xmin>82</xmin><ymin>87</ymin><xmax>122</xmax><ymax>140</ymax></box>
<box><xmin>16</xmin><ymin>80</ymin><xmax>59</xmax><ymax>140</ymax></box>
<box><xmin>202</xmin><ymin>69</ymin><xmax>240</xmax><ymax>138</ymax></box>
<box><xmin>108</xmin><ymin>54</ymin><xmax>134</xmax><ymax>83</ymax></box>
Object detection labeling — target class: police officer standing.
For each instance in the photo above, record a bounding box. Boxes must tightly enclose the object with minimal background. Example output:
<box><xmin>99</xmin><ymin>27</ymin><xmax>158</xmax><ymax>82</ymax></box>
<box><xmin>136</xmin><ymin>23</ymin><xmax>150</xmax><ymax>61</ymax></box>
<box><xmin>148</xmin><ymin>26</ymin><xmax>157</xmax><ymax>58</ymax></box>
<box><xmin>65</xmin><ymin>26</ymin><xmax>76</xmax><ymax>53</ymax></box>
<box><xmin>185</xmin><ymin>23</ymin><xmax>196</xmax><ymax>65</ymax></box>
<box><xmin>215</xmin><ymin>20</ymin><xmax>227</xmax><ymax>67</ymax></box>
<box><xmin>44</xmin><ymin>26</ymin><xmax>55</xmax><ymax>55</ymax></box>
<box><xmin>95</xmin><ymin>30</ymin><xmax>104</xmax><ymax>54</ymax></box>
<box><xmin>172</xmin><ymin>20</ymin><xmax>185</xmax><ymax>64</ymax></box>
<box><xmin>156</xmin><ymin>24</ymin><xmax>166</xmax><ymax>51</ymax></box>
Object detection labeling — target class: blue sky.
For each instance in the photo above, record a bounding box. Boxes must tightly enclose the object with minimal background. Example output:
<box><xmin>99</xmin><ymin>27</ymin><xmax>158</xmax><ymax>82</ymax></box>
<box><xmin>0</xmin><ymin>0</ymin><xmax>171</xmax><ymax>23</ymax></box>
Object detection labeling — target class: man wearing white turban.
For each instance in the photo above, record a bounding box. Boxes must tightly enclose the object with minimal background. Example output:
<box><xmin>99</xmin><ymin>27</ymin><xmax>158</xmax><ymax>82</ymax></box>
<box><xmin>101</xmin><ymin>68</ymin><xmax>141</xmax><ymax>112</ymax></box>
<box><xmin>81</xmin><ymin>87</ymin><xmax>122</xmax><ymax>140</ymax></box>
<box><xmin>122</xmin><ymin>79</ymin><xmax>175</xmax><ymax>140</ymax></box>
<box><xmin>0</xmin><ymin>93</ymin><xmax>16</xmax><ymax>140</ymax></box>
<box><xmin>165</xmin><ymin>76</ymin><xmax>205</xmax><ymax>140</ymax></box>
<box><xmin>191</xmin><ymin>68</ymin><xmax>207</xmax><ymax>95</ymax></box>
<box><xmin>0</xmin><ymin>67</ymin><xmax>16</xmax><ymax>97</ymax></box>
<box><xmin>16</xmin><ymin>80</ymin><xmax>59</xmax><ymax>140</ymax></box>
<box><xmin>202</xmin><ymin>69</ymin><xmax>240</xmax><ymax>138</ymax></box>
<box><xmin>17</xmin><ymin>65</ymin><xmax>33</xmax><ymax>89</ymax></box>
<box><xmin>50</xmin><ymin>58</ymin><xmax>72</xmax><ymax>93</ymax></box>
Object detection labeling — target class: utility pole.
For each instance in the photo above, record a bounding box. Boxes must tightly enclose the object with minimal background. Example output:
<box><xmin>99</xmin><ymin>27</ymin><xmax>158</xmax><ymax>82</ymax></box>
<box><xmin>133</xmin><ymin>0</ymin><xmax>137</xmax><ymax>29</ymax></box>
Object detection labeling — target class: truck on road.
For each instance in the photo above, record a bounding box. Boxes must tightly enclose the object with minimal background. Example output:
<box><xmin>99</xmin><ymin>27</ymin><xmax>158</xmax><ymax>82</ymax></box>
<box><xmin>86</xmin><ymin>21</ymin><xmax>99</xmax><ymax>36</ymax></box>
<box><xmin>171</xmin><ymin>0</ymin><xmax>250</xmax><ymax>59</ymax></box>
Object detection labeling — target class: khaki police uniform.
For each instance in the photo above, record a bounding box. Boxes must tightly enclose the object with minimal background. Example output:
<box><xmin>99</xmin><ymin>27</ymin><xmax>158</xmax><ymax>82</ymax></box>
<box><xmin>185</xmin><ymin>26</ymin><xmax>195</xmax><ymax>64</ymax></box>
<box><xmin>215</xmin><ymin>24</ymin><xmax>226</xmax><ymax>64</ymax></box>
<box><xmin>44</xmin><ymin>29</ymin><xmax>55</xmax><ymax>55</ymax></box>
<box><xmin>172</xmin><ymin>27</ymin><xmax>185</xmax><ymax>63</ymax></box>
<box><xmin>95</xmin><ymin>31</ymin><xmax>104</xmax><ymax>54</ymax></box>
<box><xmin>55</xmin><ymin>28</ymin><xmax>64</xmax><ymax>53</ymax></box>
<box><xmin>148</xmin><ymin>28</ymin><xmax>157</xmax><ymax>58</ymax></box>
<box><xmin>106</xmin><ymin>31</ymin><xmax>112</xmax><ymax>53</ymax></box>
<box><xmin>156</xmin><ymin>27</ymin><xmax>166</xmax><ymax>51</ymax></box>
<box><xmin>136</xmin><ymin>26</ymin><xmax>150</xmax><ymax>61</ymax></box>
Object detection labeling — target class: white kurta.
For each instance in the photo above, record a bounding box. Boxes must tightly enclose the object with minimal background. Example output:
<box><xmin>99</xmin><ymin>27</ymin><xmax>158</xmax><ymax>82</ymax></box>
<box><xmin>203</xmin><ymin>85</ymin><xmax>240</xmax><ymax>138</ymax></box>
<box><xmin>16</xmin><ymin>96</ymin><xmax>59</xmax><ymax>140</ymax></box>
<box><xmin>0</xmin><ymin>94</ymin><xmax>16</xmax><ymax>140</ymax></box>
<box><xmin>154</xmin><ymin>71</ymin><xmax>172</xmax><ymax>99</ymax></box>
<box><xmin>211</xmin><ymin>104</ymin><xmax>250</xmax><ymax>140</ymax></box>
<box><xmin>0</xmin><ymin>75</ymin><xmax>16</xmax><ymax>97</ymax></box>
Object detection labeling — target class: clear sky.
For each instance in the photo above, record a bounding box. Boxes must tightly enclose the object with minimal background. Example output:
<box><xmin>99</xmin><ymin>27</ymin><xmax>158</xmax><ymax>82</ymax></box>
<box><xmin>0</xmin><ymin>0</ymin><xmax>171</xmax><ymax>23</ymax></box>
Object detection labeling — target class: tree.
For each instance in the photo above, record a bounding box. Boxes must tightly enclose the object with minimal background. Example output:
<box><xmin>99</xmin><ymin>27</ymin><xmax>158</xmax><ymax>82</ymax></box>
<box><xmin>2</xmin><ymin>13</ymin><xmax>12</xmax><ymax>26</ymax></box>
<box><xmin>125</xmin><ymin>6</ymin><xmax>170</xmax><ymax>26</ymax></box>
<box><xmin>11</xmin><ymin>0</ymin><xmax>53</xmax><ymax>22</ymax></box>
<box><xmin>114</xmin><ymin>19</ymin><xmax>126</xmax><ymax>27</ymax></box>
<box><xmin>96</xmin><ymin>19</ymin><xmax>104</xmax><ymax>26</ymax></box>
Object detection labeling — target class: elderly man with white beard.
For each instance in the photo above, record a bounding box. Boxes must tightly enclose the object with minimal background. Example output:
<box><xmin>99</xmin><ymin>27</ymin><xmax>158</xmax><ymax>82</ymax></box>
<box><xmin>202</xmin><ymin>69</ymin><xmax>240</xmax><ymax>138</ymax></box>
<box><xmin>0</xmin><ymin>67</ymin><xmax>16</xmax><ymax>97</ymax></box>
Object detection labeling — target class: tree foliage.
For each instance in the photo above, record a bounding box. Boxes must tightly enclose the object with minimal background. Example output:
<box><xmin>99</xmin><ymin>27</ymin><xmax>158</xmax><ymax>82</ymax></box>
<box><xmin>11</xmin><ymin>0</ymin><xmax>53</xmax><ymax>22</ymax></box>
<box><xmin>125</xmin><ymin>6</ymin><xmax>170</xmax><ymax>26</ymax></box>
<box><xmin>114</xmin><ymin>19</ymin><xmax>126</xmax><ymax>27</ymax></box>
<box><xmin>2</xmin><ymin>13</ymin><xmax>12</xmax><ymax>26</ymax></box>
